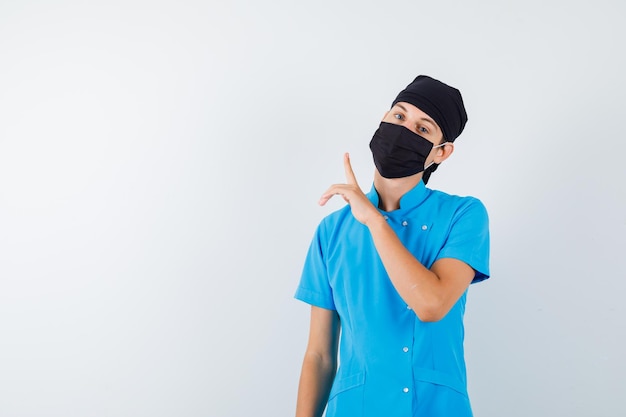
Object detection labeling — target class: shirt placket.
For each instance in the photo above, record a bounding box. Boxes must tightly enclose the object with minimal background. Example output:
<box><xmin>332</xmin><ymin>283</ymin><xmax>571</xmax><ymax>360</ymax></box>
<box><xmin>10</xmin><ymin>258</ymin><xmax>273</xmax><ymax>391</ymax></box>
<box><xmin>385</xmin><ymin>212</ymin><xmax>416</xmax><ymax>414</ymax></box>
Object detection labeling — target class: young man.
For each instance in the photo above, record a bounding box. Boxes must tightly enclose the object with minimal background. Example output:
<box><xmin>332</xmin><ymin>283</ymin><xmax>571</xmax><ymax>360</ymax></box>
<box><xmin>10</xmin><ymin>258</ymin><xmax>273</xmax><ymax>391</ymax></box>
<box><xmin>294</xmin><ymin>75</ymin><xmax>490</xmax><ymax>417</ymax></box>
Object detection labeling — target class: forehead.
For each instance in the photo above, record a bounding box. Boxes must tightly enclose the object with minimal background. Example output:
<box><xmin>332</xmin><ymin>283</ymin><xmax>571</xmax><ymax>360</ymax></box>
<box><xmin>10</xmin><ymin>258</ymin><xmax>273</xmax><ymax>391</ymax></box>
<box><xmin>392</xmin><ymin>102</ymin><xmax>441</xmax><ymax>133</ymax></box>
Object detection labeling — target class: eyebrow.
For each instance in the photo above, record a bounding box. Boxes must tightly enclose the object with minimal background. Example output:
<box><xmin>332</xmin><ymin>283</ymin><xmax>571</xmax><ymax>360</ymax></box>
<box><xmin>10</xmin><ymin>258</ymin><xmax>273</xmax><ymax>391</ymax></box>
<box><xmin>394</xmin><ymin>103</ymin><xmax>439</xmax><ymax>132</ymax></box>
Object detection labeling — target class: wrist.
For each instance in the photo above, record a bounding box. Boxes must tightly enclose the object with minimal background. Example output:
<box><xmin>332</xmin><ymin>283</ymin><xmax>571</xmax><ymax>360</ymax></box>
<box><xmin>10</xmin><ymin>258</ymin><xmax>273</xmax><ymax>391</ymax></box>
<box><xmin>365</xmin><ymin>211</ymin><xmax>387</xmax><ymax>229</ymax></box>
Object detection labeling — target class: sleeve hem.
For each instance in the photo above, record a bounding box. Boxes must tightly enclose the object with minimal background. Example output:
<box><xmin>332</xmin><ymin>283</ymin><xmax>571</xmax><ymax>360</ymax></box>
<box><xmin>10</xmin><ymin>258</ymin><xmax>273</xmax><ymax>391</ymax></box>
<box><xmin>434</xmin><ymin>254</ymin><xmax>490</xmax><ymax>285</ymax></box>
<box><xmin>294</xmin><ymin>287</ymin><xmax>336</xmax><ymax>311</ymax></box>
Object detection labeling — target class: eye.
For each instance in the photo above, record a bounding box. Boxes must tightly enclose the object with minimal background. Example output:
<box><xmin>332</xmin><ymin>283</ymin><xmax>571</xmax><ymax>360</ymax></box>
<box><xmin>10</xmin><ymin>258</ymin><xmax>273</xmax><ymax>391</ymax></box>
<box><xmin>418</xmin><ymin>126</ymin><xmax>429</xmax><ymax>134</ymax></box>
<box><xmin>393</xmin><ymin>113</ymin><xmax>404</xmax><ymax>121</ymax></box>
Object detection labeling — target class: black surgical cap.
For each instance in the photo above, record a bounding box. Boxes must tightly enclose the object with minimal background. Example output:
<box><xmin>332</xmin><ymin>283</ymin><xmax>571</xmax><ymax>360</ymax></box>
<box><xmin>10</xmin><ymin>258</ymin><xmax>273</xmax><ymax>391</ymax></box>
<box><xmin>392</xmin><ymin>75</ymin><xmax>468</xmax><ymax>142</ymax></box>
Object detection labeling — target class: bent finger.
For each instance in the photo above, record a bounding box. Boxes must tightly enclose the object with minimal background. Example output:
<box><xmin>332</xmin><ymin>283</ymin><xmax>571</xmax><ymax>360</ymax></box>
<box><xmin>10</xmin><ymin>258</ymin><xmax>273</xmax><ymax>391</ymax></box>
<box><xmin>319</xmin><ymin>185</ymin><xmax>341</xmax><ymax>206</ymax></box>
<box><xmin>319</xmin><ymin>184</ymin><xmax>351</xmax><ymax>206</ymax></box>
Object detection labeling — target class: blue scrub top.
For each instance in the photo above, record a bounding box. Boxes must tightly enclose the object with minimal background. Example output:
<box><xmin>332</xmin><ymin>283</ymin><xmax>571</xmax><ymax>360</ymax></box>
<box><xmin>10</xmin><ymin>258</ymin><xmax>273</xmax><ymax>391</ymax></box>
<box><xmin>295</xmin><ymin>180</ymin><xmax>490</xmax><ymax>417</ymax></box>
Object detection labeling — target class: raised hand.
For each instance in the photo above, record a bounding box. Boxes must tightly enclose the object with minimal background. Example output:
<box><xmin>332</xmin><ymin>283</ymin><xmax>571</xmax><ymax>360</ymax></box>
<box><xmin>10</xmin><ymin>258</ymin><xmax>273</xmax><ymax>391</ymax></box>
<box><xmin>319</xmin><ymin>153</ymin><xmax>383</xmax><ymax>226</ymax></box>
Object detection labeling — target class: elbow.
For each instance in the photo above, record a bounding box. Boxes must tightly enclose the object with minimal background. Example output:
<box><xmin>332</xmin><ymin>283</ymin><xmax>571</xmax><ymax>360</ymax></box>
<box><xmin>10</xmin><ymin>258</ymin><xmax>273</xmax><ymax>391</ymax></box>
<box><xmin>303</xmin><ymin>350</ymin><xmax>337</xmax><ymax>372</ymax></box>
<box><xmin>412</xmin><ymin>301</ymin><xmax>449</xmax><ymax>323</ymax></box>
<box><xmin>414</xmin><ymin>310</ymin><xmax>444</xmax><ymax>323</ymax></box>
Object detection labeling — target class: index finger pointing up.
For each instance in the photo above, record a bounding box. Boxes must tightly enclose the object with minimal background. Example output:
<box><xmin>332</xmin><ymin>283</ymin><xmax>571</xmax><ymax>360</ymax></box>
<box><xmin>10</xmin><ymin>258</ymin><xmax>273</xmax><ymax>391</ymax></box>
<box><xmin>344</xmin><ymin>152</ymin><xmax>359</xmax><ymax>186</ymax></box>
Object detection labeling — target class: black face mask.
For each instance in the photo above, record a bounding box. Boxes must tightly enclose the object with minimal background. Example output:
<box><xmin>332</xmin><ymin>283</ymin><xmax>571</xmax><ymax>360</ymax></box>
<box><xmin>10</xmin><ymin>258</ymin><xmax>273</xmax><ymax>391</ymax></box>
<box><xmin>369</xmin><ymin>122</ymin><xmax>443</xmax><ymax>179</ymax></box>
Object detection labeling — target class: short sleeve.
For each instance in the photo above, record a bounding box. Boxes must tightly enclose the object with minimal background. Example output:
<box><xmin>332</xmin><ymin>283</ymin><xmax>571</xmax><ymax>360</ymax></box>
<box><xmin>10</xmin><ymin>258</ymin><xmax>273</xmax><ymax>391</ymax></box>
<box><xmin>294</xmin><ymin>221</ymin><xmax>337</xmax><ymax>310</ymax></box>
<box><xmin>436</xmin><ymin>198</ymin><xmax>490</xmax><ymax>284</ymax></box>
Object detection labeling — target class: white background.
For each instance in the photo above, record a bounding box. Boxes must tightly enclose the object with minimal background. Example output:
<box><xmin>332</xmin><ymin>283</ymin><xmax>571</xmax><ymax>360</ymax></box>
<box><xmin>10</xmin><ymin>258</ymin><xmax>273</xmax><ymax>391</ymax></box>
<box><xmin>1</xmin><ymin>1</ymin><xmax>625</xmax><ymax>416</ymax></box>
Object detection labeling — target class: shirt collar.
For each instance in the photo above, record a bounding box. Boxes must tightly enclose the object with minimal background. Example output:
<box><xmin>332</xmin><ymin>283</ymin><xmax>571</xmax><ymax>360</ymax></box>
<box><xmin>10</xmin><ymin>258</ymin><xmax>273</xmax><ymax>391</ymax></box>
<box><xmin>366</xmin><ymin>180</ymin><xmax>430</xmax><ymax>212</ymax></box>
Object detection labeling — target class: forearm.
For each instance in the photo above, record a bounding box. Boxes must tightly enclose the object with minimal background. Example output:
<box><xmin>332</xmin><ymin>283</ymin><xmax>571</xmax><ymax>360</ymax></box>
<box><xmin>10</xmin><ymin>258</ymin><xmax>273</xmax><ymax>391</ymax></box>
<box><xmin>366</xmin><ymin>215</ymin><xmax>444</xmax><ymax>321</ymax></box>
<box><xmin>295</xmin><ymin>352</ymin><xmax>337</xmax><ymax>417</ymax></box>
<box><xmin>318</xmin><ymin>153</ymin><xmax>475</xmax><ymax>323</ymax></box>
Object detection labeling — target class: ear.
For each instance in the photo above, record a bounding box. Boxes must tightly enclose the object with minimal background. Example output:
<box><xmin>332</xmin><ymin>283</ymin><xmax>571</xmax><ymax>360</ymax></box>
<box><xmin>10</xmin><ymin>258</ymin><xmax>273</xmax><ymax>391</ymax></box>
<box><xmin>433</xmin><ymin>142</ymin><xmax>454</xmax><ymax>164</ymax></box>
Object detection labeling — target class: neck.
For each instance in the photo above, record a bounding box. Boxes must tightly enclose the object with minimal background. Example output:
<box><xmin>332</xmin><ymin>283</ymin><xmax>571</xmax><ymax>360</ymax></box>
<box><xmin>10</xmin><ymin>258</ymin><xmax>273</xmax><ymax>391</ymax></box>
<box><xmin>373</xmin><ymin>171</ymin><xmax>423</xmax><ymax>211</ymax></box>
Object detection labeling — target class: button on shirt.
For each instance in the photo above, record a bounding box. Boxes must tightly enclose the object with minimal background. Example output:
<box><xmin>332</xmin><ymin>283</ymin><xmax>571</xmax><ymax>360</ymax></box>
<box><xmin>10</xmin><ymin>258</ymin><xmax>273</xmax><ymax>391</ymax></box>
<box><xmin>295</xmin><ymin>180</ymin><xmax>490</xmax><ymax>417</ymax></box>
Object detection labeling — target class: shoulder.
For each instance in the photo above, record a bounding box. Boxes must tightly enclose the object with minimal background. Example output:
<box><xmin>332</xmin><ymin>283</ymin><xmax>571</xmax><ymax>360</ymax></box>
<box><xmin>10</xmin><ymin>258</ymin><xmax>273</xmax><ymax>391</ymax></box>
<box><xmin>427</xmin><ymin>188</ymin><xmax>488</xmax><ymax>218</ymax></box>
<box><xmin>427</xmin><ymin>189</ymin><xmax>491</xmax><ymax>282</ymax></box>
<box><xmin>314</xmin><ymin>205</ymin><xmax>358</xmax><ymax>242</ymax></box>
<box><xmin>320</xmin><ymin>204</ymin><xmax>356</xmax><ymax>227</ymax></box>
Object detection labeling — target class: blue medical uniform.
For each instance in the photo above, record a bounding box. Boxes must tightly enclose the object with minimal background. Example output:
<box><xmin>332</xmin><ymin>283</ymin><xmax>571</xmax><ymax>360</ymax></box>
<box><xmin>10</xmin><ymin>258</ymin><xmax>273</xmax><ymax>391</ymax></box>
<box><xmin>295</xmin><ymin>180</ymin><xmax>490</xmax><ymax>417</ymax></box>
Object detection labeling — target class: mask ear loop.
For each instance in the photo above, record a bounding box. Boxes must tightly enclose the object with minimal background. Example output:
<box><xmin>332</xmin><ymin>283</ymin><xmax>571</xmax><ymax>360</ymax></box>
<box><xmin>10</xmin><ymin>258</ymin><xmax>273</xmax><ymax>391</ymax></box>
<box><xmin>423</xmin><ymin>142</ymin><xmax>449</xmax><ymax>170</ymax></box>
